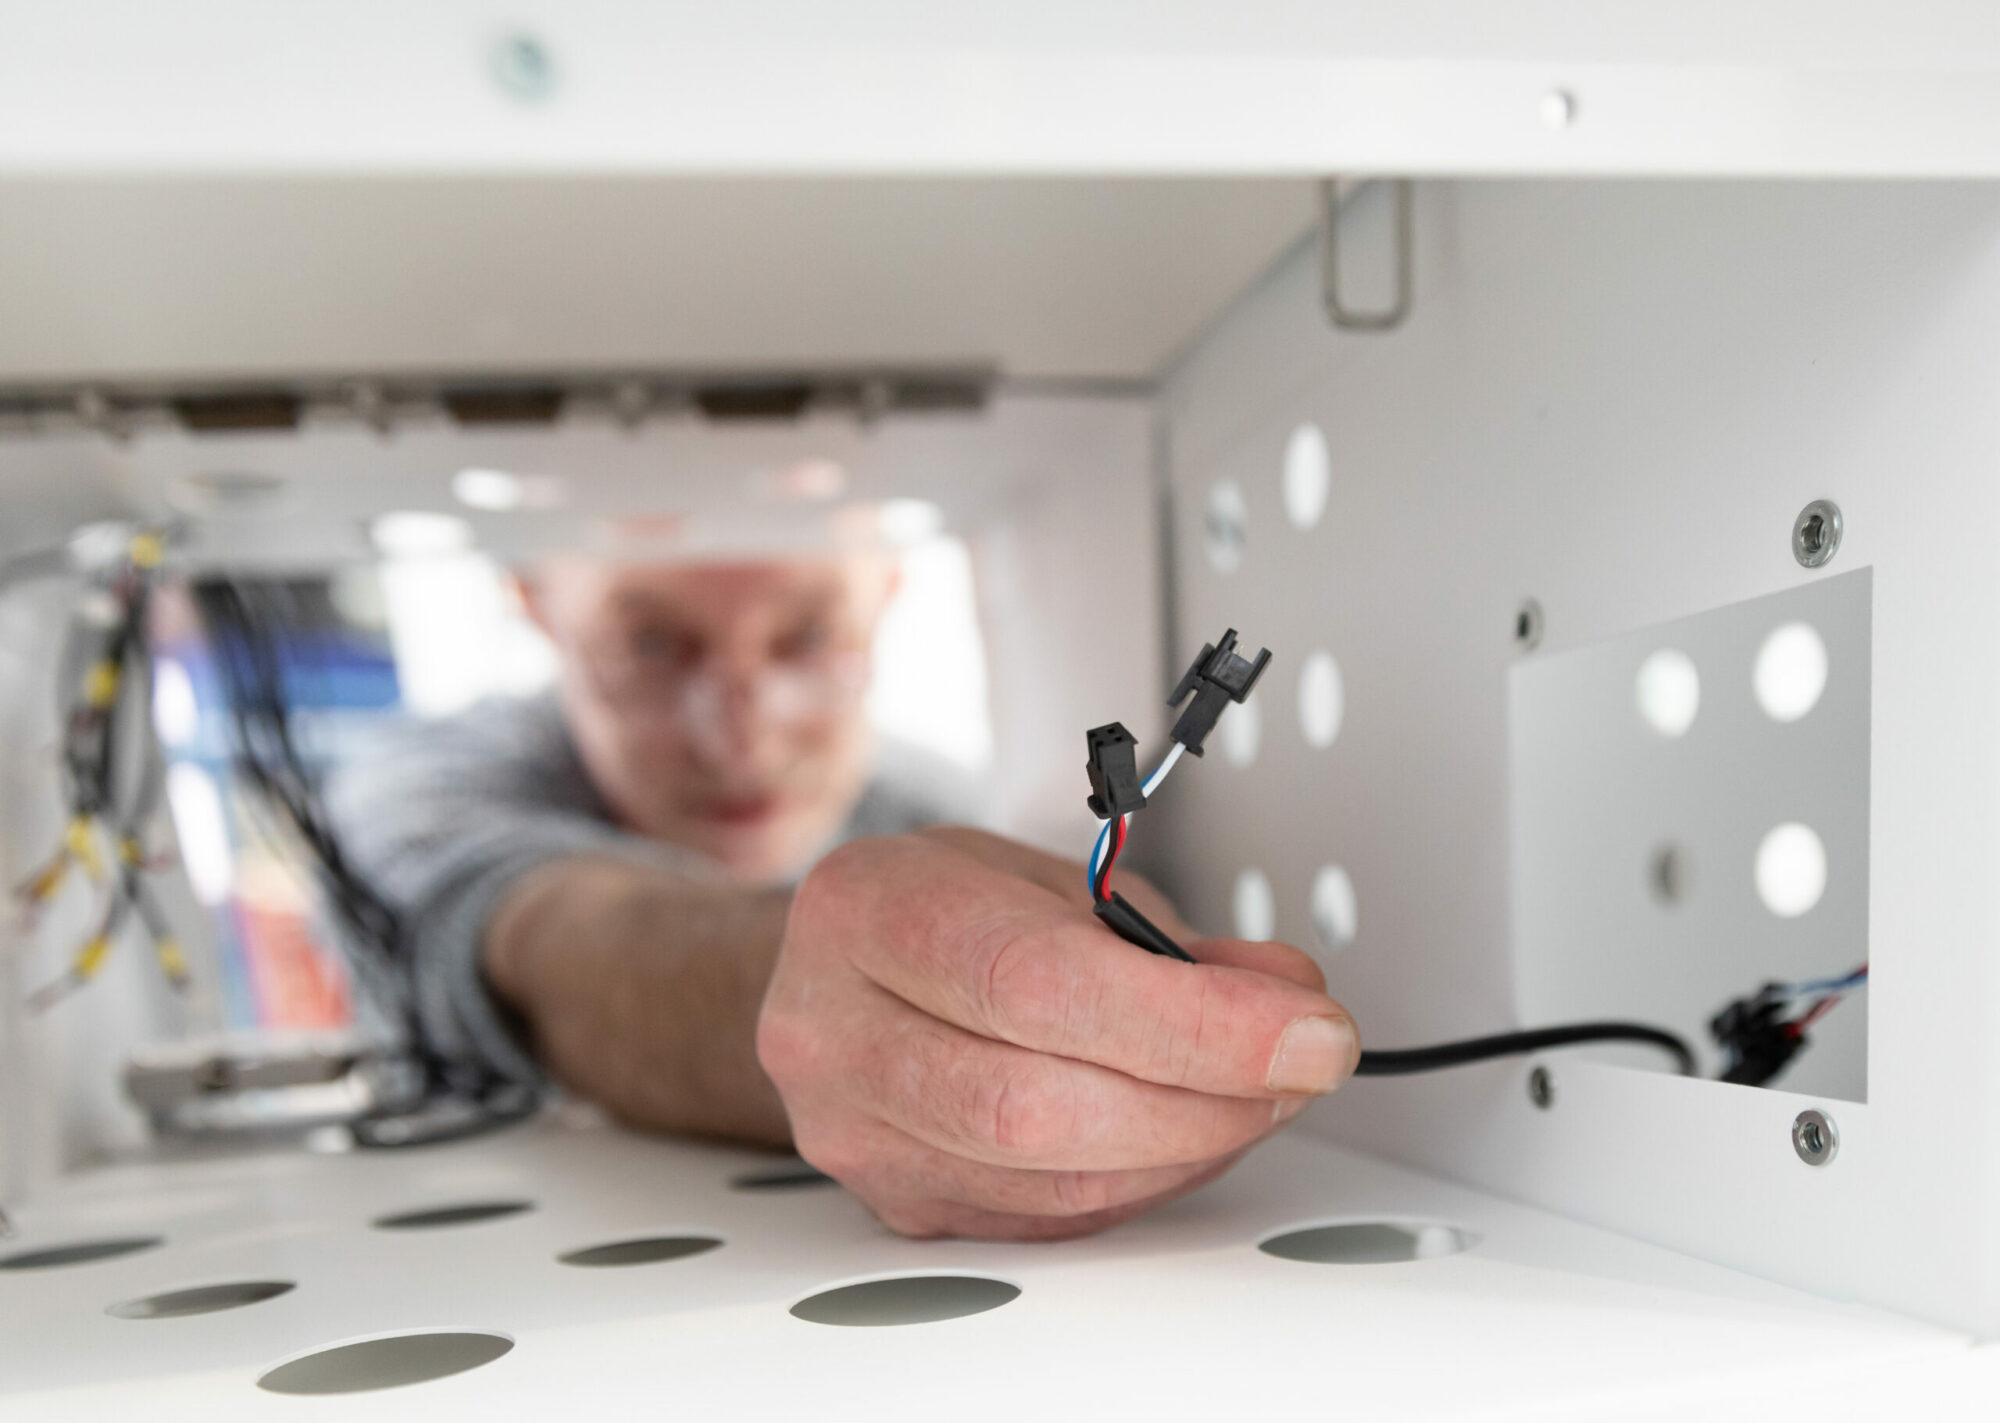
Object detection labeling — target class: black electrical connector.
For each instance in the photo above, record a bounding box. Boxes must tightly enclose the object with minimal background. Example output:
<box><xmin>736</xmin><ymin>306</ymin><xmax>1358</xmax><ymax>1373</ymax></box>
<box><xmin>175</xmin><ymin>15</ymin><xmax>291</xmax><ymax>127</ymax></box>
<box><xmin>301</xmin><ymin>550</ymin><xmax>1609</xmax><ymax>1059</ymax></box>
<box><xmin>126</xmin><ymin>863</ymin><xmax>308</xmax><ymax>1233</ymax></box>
<box><xmin>1167</xmin><ymin>629</ymin><xmax>1271</xmax><ymax>756</ymax></box>
<box><xmin>1084</xmin><ymin>722</ymin><xmax>1147</xmax><ymax>819</ymax></box>
<box><xmin>1709</xmin><ymin>985</ymin><xmax>1810</xmax><ymax>1087</ymax></box>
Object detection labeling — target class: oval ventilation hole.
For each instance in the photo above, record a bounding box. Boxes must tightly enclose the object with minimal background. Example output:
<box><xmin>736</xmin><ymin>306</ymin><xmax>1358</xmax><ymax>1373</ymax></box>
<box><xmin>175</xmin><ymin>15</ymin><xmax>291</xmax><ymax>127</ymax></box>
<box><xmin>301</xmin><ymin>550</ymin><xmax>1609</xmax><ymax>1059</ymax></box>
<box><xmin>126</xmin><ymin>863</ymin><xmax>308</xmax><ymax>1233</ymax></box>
<box><xmin>1309</xmin><ymin>865</ymin><xmax>1358</xmax><ymax>952</ymax></box>
<box><xmin>110</xmin><ymin>1280</ymin><xmax>295</xmax><ymax>1320</ymax></box>
<box><xmin>558</xmin><ymin>1236</ymin><xmax>722</xmax><ymax>1268</ymax></box>
<box><xmin>1755</xmin><ymin>822</ymin><xmax>1827</xmax><ymax>919</ymax></box>
<box><xmin>1635</xmin><ymin>649</ymin><xmax>1700</xmax><ymax>738</ymax></box>
<box><xmin>257</xmin><ymin>1331</ymin><xmax>514</xmax><ymax>1396</ymax></box>
<box><xmin>1219</xmin><ymin>691</ymin><xmax>1261</xmax><ymax>768</ymax></box>
<box><xmin>1297</xmin><ymin>651</ymin><xmax>1344</xmax><ymax>749</ymax></box>
<box><xmin>1281</xmin><ymin>422</ymin><xmax>1332</xmax><ymax>531</ymax></box>
<box><xmin>1754</xmin><ymin>622</ymin><xmax>1829</xmax><ymax>723</ymax></box>
<box><xmin>0</xmin><ymin>1236</ymin><xmax>163</xmax><ymax>1271</ymax></box>
<box><xmin>1259</xmin><ymin>1220</ymin><xmax>1478</xmax><ymax>1264</ymax></box>
<box><xmin>1234</xmin><ymin>868</ymin><xmax>1276</xmax><ymax>942</ymax></box>
<box><xmin>730</xmin><ymin>1165</ymin><xmax>835</xmax><ymax>1192</ymax></box>
<box><xmin>1203</xmin><ymin>480</ymin><xmax>1248</xmax><ymax>574</ymax></box>
<box><xmin>791</xmin><ymin>1275</ymin><xmax>1020</xmax><ymax>1328</ymax></box>
<box><xmin>371</xmin><ymin>1200</ymin><xmax>534</xmax><ymax>1231</ymax></box>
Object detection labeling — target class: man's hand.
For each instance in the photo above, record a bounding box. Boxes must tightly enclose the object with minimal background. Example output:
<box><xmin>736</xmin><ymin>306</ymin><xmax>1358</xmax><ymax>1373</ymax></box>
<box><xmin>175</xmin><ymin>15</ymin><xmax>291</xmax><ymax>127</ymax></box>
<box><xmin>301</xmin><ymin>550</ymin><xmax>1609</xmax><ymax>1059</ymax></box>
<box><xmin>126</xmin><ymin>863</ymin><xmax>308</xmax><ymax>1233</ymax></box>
<box><xmin>757</xmin><ymin>828</ymin><xmax>1360</xmax><ymax>1240</ymax></box>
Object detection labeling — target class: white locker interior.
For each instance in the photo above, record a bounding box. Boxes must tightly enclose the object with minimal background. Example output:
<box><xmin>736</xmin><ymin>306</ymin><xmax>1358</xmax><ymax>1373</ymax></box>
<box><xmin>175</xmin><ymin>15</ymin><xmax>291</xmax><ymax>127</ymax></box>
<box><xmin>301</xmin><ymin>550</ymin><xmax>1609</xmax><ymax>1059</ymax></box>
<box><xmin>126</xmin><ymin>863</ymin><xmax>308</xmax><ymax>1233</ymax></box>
<box><xmin>6</xmin><ymin>3</ymin><xmax>2000</xmax><ymax>1417</ymax></box>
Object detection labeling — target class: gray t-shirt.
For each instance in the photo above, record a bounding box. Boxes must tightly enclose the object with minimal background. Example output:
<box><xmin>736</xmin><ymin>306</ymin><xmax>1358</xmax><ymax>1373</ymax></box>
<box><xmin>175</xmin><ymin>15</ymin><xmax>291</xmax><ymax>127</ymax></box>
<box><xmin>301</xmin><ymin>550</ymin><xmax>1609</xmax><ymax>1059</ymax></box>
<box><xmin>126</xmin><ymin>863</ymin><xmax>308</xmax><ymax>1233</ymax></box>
<box><xmin>324</xmin><ymin>692</ymin><xmax>982</xmax><ymax>1086</ymax></box>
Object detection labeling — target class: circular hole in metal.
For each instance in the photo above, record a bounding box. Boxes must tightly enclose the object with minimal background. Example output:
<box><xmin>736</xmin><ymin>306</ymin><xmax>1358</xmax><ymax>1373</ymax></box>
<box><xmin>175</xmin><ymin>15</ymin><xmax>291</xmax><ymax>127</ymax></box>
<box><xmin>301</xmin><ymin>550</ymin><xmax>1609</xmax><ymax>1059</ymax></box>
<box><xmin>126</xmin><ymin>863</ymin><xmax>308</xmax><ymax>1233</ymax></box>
<box><xmin>1649</xmin><ymin>844</ymin><xmax>1692</xmax><ymax>906</ymax></box>
<box><xmin>257</xmin><ymin>1330</ymin><xmax>514</xmax><ymax>1395</ymax></box>
<box><xmin>558</xmin><ymin>1235</ymin><xmax>722</xmax><ymax>1268</ymax></box>
<box><xmin>1754</xmin><ymin>621</ymin><xmax>1829</xmax><ymax>723</ymax></box>
<box><xmin>791</xmin><ymin>1274</ymin><xmax>1020</xmax><ymax>1328</ymax></box>
<box><xmin>1541</xmin><ymin>88</ymin><xmax>1578</xmax><ymax>128</ymax></box>
<box><xmin>1527</xmin><ymin>1066</ymin><xmax>1557</xmax><ymax>1110</ymax></box>
<box><xmin>0</xmin><ymin>1236</ymin><xmax>163</xmax><ymax>1271</ymax></box>
<box><xmin>371</xmin><ymin>1200</ymin><xmax>534</xmax><ymax>1231</ymax></box>
<box><xmin>1755</xmin><ymin>822</ymin><xmax>1827</xmax><ymax>919</ymax></box>
<box><xmin>109</xmin><ymin>1280</ymin><xmax>295</xmax><ymax>1319</ymax></box>
<box><xmin>1309</xmin><ymin>864</ymin><xmax>1358</xmax><ymax>953</ymax></box>
<box><xmin>1635</xmin><ymin>649</ymin><xmax>1701</xmax><ymax>738</ymax></box>
<box><xmin>730</xmin><ymin>1165</ymin><xmax>835</xmax><ymax>1192</ymax></box>
<box><xmin>1203</xmin><ymin>480</ymin><xmax>1248</xmax><ymax>573</ymax></box>
<box><xmin>1792</xmin><ymin>1109</ymin><xmax>1839</xmax><ymax>1166</ymax></box>
<box><xmin>1259</xmin><ymin>1220</ymin><xmax>1478</xmax><ymax>1264</ymax></box>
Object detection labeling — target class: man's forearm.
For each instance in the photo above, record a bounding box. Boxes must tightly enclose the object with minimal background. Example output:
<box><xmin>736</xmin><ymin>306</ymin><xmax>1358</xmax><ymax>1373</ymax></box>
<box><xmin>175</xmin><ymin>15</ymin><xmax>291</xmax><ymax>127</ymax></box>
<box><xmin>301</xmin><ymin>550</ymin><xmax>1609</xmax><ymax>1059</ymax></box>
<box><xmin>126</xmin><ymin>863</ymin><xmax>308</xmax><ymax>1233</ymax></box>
<box><xmin>483</xmin><ymin>857</ymin><xmax>794</xmax><ymax>1146</ymax></box>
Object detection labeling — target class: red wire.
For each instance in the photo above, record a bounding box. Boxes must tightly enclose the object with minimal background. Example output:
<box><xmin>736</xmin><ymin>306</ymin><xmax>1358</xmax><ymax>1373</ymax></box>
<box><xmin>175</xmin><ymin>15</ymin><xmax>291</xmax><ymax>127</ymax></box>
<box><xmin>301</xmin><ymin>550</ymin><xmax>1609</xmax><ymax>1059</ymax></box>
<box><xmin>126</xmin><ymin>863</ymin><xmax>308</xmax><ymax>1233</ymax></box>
<box><xmin>1096</xmin><ymin>815</ymin><xmax>1127</xmax><ymax>902</ymax></box>
<box><xmin>1787</xmin><ymin>994</ymin><xmax>1842</xmax><ymax>1038</ymax></box>
<box><xmin>1784</xmin><ymin>964</ymin><xmax>1869</xmax><ymax>1039</ymax></box>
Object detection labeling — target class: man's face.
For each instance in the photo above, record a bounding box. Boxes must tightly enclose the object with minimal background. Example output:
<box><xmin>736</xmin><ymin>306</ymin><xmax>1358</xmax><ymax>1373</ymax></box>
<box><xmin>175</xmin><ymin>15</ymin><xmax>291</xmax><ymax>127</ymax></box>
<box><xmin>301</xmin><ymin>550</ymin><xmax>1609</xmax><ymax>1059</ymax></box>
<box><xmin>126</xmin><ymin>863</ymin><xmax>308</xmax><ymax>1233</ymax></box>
<box><xmin>527</xmin><ymin>556</ymin><xmax>894</xmax><ymax>882</ymax></box>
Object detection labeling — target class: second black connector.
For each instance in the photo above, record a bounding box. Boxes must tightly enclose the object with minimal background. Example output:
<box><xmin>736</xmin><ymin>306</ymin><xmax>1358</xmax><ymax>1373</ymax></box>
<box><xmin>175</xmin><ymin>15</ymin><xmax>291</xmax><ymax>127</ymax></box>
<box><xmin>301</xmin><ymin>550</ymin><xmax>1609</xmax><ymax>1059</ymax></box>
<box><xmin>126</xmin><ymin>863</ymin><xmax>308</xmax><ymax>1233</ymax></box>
<box><xmin>1168</xmin><ymin>629</ymin><xmax>1272</xmax><ymax>756</ymax></box>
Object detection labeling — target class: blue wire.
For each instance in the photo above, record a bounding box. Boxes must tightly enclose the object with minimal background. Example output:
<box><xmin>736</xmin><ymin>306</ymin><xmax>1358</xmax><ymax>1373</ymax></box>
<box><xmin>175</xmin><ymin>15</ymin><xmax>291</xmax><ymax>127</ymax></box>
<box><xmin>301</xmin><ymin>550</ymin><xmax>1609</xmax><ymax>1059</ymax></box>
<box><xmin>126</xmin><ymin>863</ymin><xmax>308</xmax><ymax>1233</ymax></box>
<box><xmin>1085</xmin><ymin>742</ymin><xmax>1186</xmax><ymax>894</ymax></box>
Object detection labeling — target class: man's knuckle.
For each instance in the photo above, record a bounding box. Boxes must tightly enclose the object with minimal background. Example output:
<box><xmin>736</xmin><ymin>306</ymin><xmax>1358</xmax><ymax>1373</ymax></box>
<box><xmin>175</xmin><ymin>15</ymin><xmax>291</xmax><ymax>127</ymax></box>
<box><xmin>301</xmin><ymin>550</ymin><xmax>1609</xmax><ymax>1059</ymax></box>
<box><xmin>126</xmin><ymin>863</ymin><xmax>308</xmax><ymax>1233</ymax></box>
<box><xmin>975</xmin><ymin>925</ymin><xmax>1068</xmax><ymax>1038</ymax></box>
<box><xmin>872</xmin><ymin>1198</ymin><xmax>947</xmax><ymax>1239</ymax></box>
<box><xmin>755</xmin><ymin>1006</ymin><xmax>832</xmax><ymax>1085</ymax></box>
<box><xmin>979</xmin><ymin>1063</ymin><xmax>1073</xmax><ymax>1158</ymax></box>
<box><xmin>793</xmin><ymin>1129</ymin><xmax>859</xmax><ymax>1183</ymax></box>
<box><xmin>1046</xmin><ymin>1169</ymin><xmax>1111</xmax><ymax>1217</ymax></box>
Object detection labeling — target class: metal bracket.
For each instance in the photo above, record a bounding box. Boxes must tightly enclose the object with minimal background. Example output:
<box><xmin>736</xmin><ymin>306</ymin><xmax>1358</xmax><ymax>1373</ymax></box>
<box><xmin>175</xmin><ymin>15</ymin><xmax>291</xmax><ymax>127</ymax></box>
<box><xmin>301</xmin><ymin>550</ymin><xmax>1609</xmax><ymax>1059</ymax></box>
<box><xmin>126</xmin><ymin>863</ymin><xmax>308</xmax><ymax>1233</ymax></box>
<box><xmin>1320</xmin><ymin>178</ymin><xmax>1413</xmax><ymax>333</ymax></box>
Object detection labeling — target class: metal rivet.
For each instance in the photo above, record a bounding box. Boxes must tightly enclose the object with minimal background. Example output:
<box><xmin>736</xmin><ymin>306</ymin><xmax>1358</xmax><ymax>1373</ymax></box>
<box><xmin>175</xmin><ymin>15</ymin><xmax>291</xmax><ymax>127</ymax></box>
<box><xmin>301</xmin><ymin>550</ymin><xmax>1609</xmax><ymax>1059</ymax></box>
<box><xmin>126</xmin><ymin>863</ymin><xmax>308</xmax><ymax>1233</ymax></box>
<box><xmin>1527</xmin><ymin>1065</ymin><xmax>1556</xmax><ymax>1109</ymax></box>
<box><xmin>1792</xmin><ymin>499</ymin><xmax>1843</xmax><ymax>569</ymax></box>
<box><xmin>491</xmin><ymin>33</ymin><xmax>557</xmax><ymax>103</ymax></box>
<box><xmin>1514</xmin><ymin>597</ymin><xmax>1545</xmax><ymax>651</ymax></box>
<box><xmin>1792</xmin><ymin>1108</ymin><xmax>1838</xmax><ymax>1166</ymax></box>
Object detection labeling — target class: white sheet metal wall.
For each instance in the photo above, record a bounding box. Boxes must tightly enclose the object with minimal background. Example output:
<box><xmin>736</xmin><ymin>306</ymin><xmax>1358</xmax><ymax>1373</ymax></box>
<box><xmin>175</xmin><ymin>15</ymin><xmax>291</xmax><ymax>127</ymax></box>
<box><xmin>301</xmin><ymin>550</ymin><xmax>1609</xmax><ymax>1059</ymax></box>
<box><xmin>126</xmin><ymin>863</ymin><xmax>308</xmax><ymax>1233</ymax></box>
<box><xmin>1157</xmin><ymin>179</ymin><xmax>2000</xmax><ymax>1335</ymax></box>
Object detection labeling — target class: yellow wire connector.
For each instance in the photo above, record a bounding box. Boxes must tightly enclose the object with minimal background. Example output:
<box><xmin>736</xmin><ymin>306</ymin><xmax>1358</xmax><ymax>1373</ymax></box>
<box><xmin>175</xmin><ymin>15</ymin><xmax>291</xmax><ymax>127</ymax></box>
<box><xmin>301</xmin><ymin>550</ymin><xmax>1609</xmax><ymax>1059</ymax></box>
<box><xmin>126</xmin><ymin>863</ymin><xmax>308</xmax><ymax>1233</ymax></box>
<box><xmin>153</xmin><ymin>938</ymin><xmax>189</xmax><ymax>988</ymax></box>
<box><xmin>64</xmin><ymin>816</ymin><xmax>105</xmax><ymax>882</ymax></box>
<box><xmin>127</xmin><ymin>532</ymin><xmax>167</xmax><ymax>570</ymax></box>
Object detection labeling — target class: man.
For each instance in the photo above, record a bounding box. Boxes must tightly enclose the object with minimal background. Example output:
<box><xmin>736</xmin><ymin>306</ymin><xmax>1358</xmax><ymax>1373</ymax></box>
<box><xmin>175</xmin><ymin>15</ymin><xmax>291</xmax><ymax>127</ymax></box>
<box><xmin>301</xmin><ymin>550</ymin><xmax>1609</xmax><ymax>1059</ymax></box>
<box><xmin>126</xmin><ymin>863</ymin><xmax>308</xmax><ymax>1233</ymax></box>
<box><xmin>329</xmin><ymin>551</ymin><xmax>1360</xmax><ymax>1240</ymax></box>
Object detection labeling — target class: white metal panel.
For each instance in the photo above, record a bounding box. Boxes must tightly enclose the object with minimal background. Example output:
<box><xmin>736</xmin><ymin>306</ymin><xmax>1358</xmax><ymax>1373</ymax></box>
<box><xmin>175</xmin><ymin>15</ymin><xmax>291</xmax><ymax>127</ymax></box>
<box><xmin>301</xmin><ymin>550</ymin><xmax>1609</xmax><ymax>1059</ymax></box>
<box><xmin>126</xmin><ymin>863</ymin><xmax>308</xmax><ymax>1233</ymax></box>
<box><xmin>1510</xmin><ymin>571</ymin><xmax>1872</xmax><ymax>1099</ymax></box>
<box><xmin>5</xmin><ymin>2</ymin><xmax>2000</xmax><ymax>176</ymax></box>
<box><xmin>1158</xmin><ymin>179</ymin><xmax>2000</xmax><ymax>1334</ymax></box>
<box><xmin>0</xmin><ymin>178</ymin><xmax>1313</xmax><ymax>383</ymax></box>
<box><xmin>0</xmin><ymin>1119</ymin><xmax>1977</xmax><ymax>1419</ymax></box>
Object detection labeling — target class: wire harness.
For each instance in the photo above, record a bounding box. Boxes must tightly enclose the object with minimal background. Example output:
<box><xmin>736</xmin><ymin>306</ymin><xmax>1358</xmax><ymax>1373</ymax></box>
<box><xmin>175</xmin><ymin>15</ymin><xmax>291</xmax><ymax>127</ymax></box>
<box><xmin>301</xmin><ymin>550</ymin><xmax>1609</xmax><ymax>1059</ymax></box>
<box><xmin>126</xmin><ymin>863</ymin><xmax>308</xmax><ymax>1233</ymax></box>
<box><xmin>1709</xmin><ymin>965</ymin><xmax>1868</xmax><ymax>1086</ymax></box>
<box><xmin>14</xmin><ymin>528</ymin><xmax>189</xmax><ymax>1010</ymax></box>
<box><xmin>1079</xmin><ymin>624</ymin><xmax>1718</xmax><ymax>1082</ymax></box>
<box><xmin>1082</xmin><ymin>628</ymin><xmax>1270</xmax><ymax>964</ymax></box>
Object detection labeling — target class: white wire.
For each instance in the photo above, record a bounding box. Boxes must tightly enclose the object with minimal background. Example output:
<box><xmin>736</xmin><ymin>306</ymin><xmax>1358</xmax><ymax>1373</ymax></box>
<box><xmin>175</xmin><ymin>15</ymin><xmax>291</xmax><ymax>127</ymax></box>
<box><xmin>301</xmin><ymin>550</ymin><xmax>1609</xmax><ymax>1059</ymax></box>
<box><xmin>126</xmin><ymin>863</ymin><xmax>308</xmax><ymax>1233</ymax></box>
<box><xmin>1087</xmin><ymin>741</ymin><xmax>1187</xmax><ymax>891</ymax></box>
<box><xmin>1142</xmin><ymin>740</ymin><xmax>1186</xmax><ymax>797</ymax></box>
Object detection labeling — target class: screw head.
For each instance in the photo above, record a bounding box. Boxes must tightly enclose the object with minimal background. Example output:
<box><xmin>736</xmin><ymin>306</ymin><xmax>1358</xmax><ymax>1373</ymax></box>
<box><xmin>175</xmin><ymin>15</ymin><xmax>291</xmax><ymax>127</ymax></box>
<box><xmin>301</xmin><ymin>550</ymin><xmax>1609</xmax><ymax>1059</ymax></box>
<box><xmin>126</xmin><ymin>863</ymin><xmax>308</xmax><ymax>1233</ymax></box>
<box><xmin>491</xmin><ymin>32</ymin><xmax>557</xmax><ymax>103</ymax></box>
<box><xmin>1527</xmin><ymin>1065</ymin><xmax>1556</xmax><ymax>1109</ymax></box>
<box><xmin>1792</xmin><ymin>1108</ymin><xmax>1838</xmax><ymax>1166</ymax></box>
<box><xmin>1514</xmin><ymin>597</ymin><xmax>1545</xmax><ymax>651</ymax></box>
<box><xmin>1792</xmin><ymin>499</ymin><xmax>1843</xmax><ymax>569</ymax></box>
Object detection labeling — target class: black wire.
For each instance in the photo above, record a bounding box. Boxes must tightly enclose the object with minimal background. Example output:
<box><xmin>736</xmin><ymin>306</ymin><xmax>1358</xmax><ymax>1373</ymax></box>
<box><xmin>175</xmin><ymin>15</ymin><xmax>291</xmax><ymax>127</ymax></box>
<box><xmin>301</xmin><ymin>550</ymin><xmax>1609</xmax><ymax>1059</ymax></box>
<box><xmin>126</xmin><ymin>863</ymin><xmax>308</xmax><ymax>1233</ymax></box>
<box><xmin>191</xmin><ymin>582</ymin><xmax>422</xmax><ymax>1046</ymax></box>
<box><xmin>190</xmin><ymin>577</ymin><xmax>538</xmax><ymax>1139</ymax></box>
<box><xmin>1354</xmin><ymin>1022</ymin><xmax>1697</xmax><ymax>1078</ymax></box>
